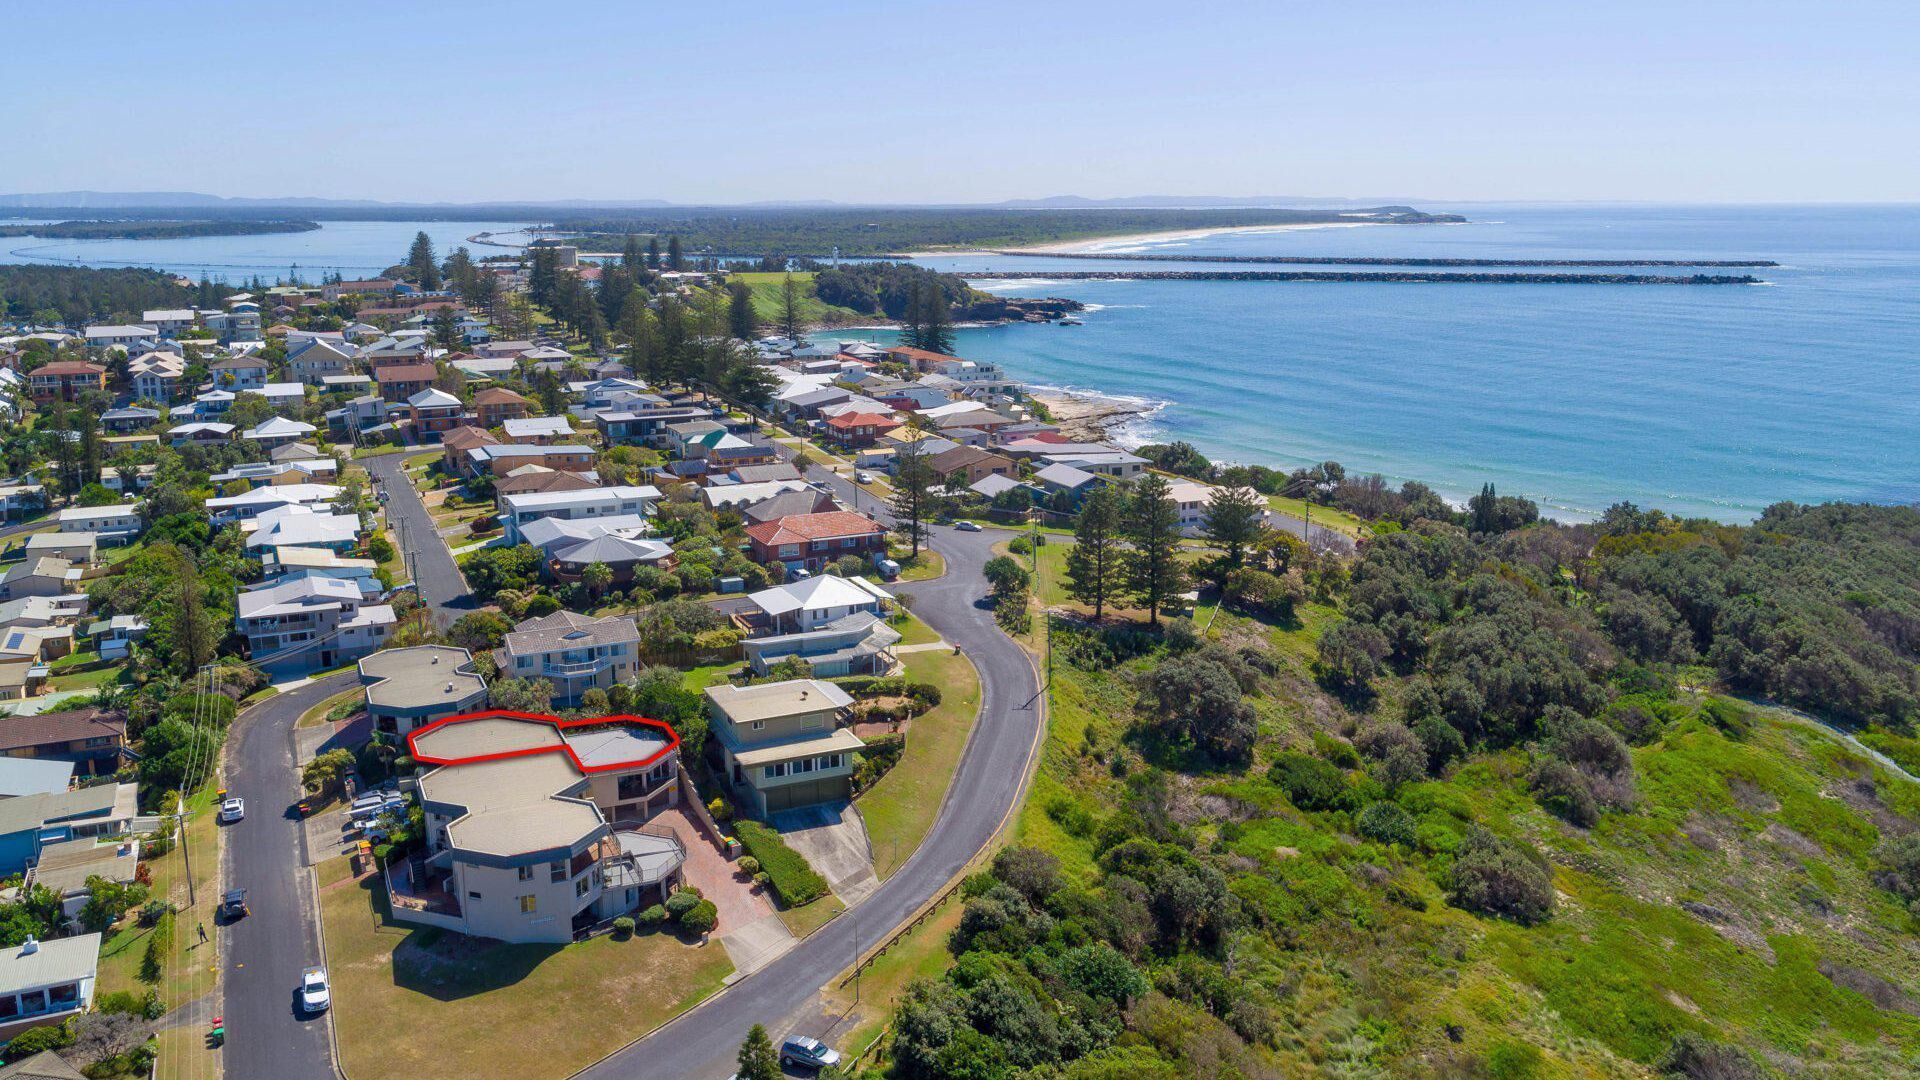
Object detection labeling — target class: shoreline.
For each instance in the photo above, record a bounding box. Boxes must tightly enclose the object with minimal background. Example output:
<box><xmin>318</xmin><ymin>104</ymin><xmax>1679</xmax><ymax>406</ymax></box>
<box><xmin>899</xmin><ymin>220</ymin><xmax>1389</xmax><ymax>259</ymax></box>
<box><xmin>1027</xmin><ymin>387</ymin><xmax>1165</xmax><ymax>445</ymax></box>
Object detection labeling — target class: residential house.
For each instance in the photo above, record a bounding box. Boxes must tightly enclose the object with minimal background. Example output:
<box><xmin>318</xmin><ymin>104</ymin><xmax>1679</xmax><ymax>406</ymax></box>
<box><xmin>516</xmin><ymin>515</ymin><xmax>653</xmax><ymax>560</ymax></box>
<box><xmin>494</xmin><ymin>468</ymin><xmax>599</xmax><ymax>500</ymax></box>
<box><xmin>743</xmin><ymin>511</ymin><xmax>887</xmax><ymax>573</ymax></box>
<box><xmin>471</xmin><ymin>387</ymin><xmax>530</xmax><ymax>427</ymax></box>
<box><xmin>402</xmin><ymin>387</ymin><xmax>469</xmax><ymax>440</ymax></box>
<box><xmin>261</xmin><ymin>546</ymin><xmax>380</xmax><ymax>596</ymax></box>
<box><xmin>466</xmin><ymin>444</ymin><xmax>597</xmax><ymax>479</ymax></box>
<box><xmin>704</xmin><ymin>680</ymin><xmax>862</xmax><ymax>816</ymax></box>
<box><xmin>548</xmin><ymin>534</ymin><xmax>676</xmax><ymax>587</ymax></box>
<box><xmin>359</xmin><ymin>645</ymin><xmax>488</xmax><ymax>737</ymax></box>
<box><xmin>209</xmin><ymin>458</ymin><xmax>338</xmax><ymax>488</ymax></box>
<box><xmin>168</xmin><ymin>422</ymin><xmax>235</xmax><ymax>448</ymax></box>
<box><xmin>208</xmin><ymin>356</ymin><xmax>269</xmax><ymax>390</ymax></box>
<box><xmin>0</xmin><ymin>485</ymin><xmax>44</xmax><ymax>522</ymax></box>
<box><xmin>127</xmin><ymin>351</ymin><xmax>186</xmax><ymax>402</ymax></box>
<box><xmin>320</xmin><ymin>373</ymin><xmax>372</xmax><ymax>395</ymax></box>
<box><xmin>0</xmin><ymin>933</ymin><xmax>103</xmax><ymax>1043</ymax></box>
<box><xmin>740</xmin><ymin>575</ymin><xmax>892</xmax><ymax>635</ymax></box>
<box><xmin>207</xmin><ymin>483</ymin><xmax>341</xmax><ymax>526</ymax></box>
<box><xmin>397</xmin><ymin>711</ymin><xmax>684</xmax><ymax>943</ymax></box>
<box><xmin>0</xmin><ymin>706</ymin><xmax>127</xmax><ymax>777</ymax></box>
<box><xmin>441</xmin><ymin>425</ymin><xmax>500</xmax><ymax>476</ymax></box>
<box><xmin>242</xmin><ymin>508</ymin><xmax>362</xmax><ymax>556</ymax></box>
<box><xmin>324</xmin><ymin>394</ymin><xmax>389</xmax><ymax>439</ymax></box>
<box><xmin>823</xmin><ymin>410</ymin><xmax>903</xmax><ymax>449</ymax></box>
<box><xmin>0</xmin><ymin>781</ymin><xmax>139</xmax><ymax>874</ymax></box>
<box><xmin>320</xmin><ymin>279</ymin><xmax>398</xmax><ymax>301</ymax></box>
<box><xmin>235</xmin><ymin>576</ymin><xmax>394</xmax><ymax>675</ymax></box>
<box><xmin>699</xmin><ymin>479</ymin><xmax>815</xmax><ymax>513</ymax></box>
<box><xmin>81</xmin><ymin>325</ymin><xmax>157</xmax><ymax>352</ymax></box>
<box><xmin>499</xmin><ymin>486</ymin><xmax>661</xmax><ymax>545</ymax></box>
<box><xmin>22</xmin><ymin>534</ymin><xmax>95</xmax><ymax>567</ymax></box>
<box><xmin>593</xmin><ymin>404</ymin><xmax>710</xmax><ymax>447</ymax></box>
<box><xmin>140</xmin><ymin>309</ymin><xmax>197</xmax><ymax>337</ymax></box>
<box><xmin>494</xmin><ymin>612</ymin><xmax>642</xmax><ymax>705</ymax></box>
<box><xmin>926</xmin><ymin>445</ymin><xmax>1015</xmax><ymax>487</ymax></box>
<box><xmin>259</xmin><ymin>382</ymin><xmax>307</xmax><ymax>409</ymax></box>
<box><xmin>742</xmin><ymin>612</ymin><xmax>901</xmax><ymax>679</ymax></box>
<box><xmin>84</xmin><ymin>615</ymin><xmax>147</xmax><ymax>661</ymax></box>
<box><xmin>52</xmin><ymin>506</ymin><xmax>137</xmax><ymax>545</ymax></box>
<box><xmin>740</xmin><ymin>489</ymin><xmax>839</xmax><ymax>525</ymax></box>
<box><xmin>0</xmin><ymin>559</ymin><xmax>77</xmax><ymax>602</ymax></box>
<box><xmin>98</xmin><ymin>407</ymin><xmax>159</xmax><ymax>434</ymax></box>
<box><xmin>27</xmin><ymin>363</ymin><xmax>105</xmax><ymax>404</ymax></box>
<box><xmin>503</xmin><ymin>416</ymin><xmax>574</xmax><ymax>444</ymax></box>
<box><xmin>374</xmin><ymin>362</ymin><xmax>438</xmax><ymax>403</ymax></box>
<box><xmin>0</xmin><ymin>760</ymin><xmax>74</xmax><ymax>799</ymax></box>
<box><xmin>240</xmin><ymin>416</ymin><xmax>317</xmax><ymax>450</ymax></box>
<box><xmin>100</xmin><ymin>463</ymin><xmax>158</xmax><ymax>496</ymax></box>
<box><xmin>724</xmin><ymin>463</ymin><xmax>805</xmax><ymax>485</ymax></box>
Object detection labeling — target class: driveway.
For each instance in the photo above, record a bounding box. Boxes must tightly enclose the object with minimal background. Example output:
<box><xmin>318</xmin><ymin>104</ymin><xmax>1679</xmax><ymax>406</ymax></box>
<box><xmin>771</xmin><ymin>802</ymin><xmax>878</xmax><ymax>906</ymax></box>
<box><xmin>221</xmin><ymin>671</ymin><xmax>359</xmax><ymax>1080</ymax></box>
<box><xmin>364</xmin><ymin>454</ymin><xmax>475</xmax><ymax>628</ymax></box>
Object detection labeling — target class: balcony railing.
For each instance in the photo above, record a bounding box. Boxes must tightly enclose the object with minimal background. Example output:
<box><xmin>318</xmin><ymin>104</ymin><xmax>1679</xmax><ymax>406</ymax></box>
<box><xmin>542</xmin><ymin>657</ymin><xmax>609</xmax><ymax>677</ymax></box>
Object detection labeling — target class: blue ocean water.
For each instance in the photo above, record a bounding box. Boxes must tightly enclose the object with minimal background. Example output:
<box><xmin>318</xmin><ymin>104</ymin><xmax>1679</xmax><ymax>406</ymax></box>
<box><xmin>908</xmin><ymin>205</ymin><xmax>1920</xmax><ymax>521</ymax></box>
<box><xmin>5</xmin><ymin>206</ymin><xmax>1914</xmax><ymax>521</ymax></box>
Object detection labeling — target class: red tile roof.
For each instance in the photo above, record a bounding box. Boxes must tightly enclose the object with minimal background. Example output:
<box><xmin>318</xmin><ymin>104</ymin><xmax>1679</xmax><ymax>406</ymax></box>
<box><xmin>374</xmin><ymin>363</ymin><xmax>438</xmax><ymax>384</ymax></box>
<box><xmin>885</xmin><ymin>345</ymin><xmax>967</xmax><ymax>365</ymax></box>
<box><xmin>472</xmin><ymin>387</ymin><xmax>529</xmax><ymax>406</ymax></box>
<box><xmin>33</xmin><ymin>362</ymin><xmax>105</xmax><ymax>376</ymax></box>
<box><xmin>0</xmin><ymin>706</ymin><xmax>126</xmax><ymax>754</ymax></box>
<box><xmin>745</xmin><ymin>511</ymin><xmax>885</xmax><ymax>547</ymax></box>
<box><xmin>824</xmin><ymin>411</ymin><xmax>900</xmax><ymax>430</ymax></box>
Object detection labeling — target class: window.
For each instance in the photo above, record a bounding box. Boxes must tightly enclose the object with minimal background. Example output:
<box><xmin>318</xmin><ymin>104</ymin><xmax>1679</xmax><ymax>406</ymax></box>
<box><xmin>793</xmin><ymin>757</ymin><xmax>815</xmax><ymax>775</ymax></box>
<box><xmin>550</xmin><ymin>860</ymin><xmax>567</xmax><ymax>883</ymax></box>
<box><xmin>764</xmin><ymin>762</ymin><xmax>787</xmax><ymax>779</ymax></box>
<box><xmin>517</xmin><ymin>865</ymin><xmax>533</xmax><ymax>881</ymax></box>
<box><xmin>468</xmin><ymin>891</ymin><xmax>482</xmax><ymax>900</ymax></box>
<box><xmin>751</xmin><ymin>720</ymin><xmax>765</xmax><ymax>731</ymax></box>
<box><xmin>823</xmin><ymin>753</ymin><xmax>844</xmax><ymax>769</ymax></box>
<box><xmin>519</xmin><ymin>895</ymin><xmax>537</xmax><ymax>914</ymax></box>
<box><xmin>575</xmin><ymin>877</ymin><xmax>590</xmax><ymax>898</ymax></box>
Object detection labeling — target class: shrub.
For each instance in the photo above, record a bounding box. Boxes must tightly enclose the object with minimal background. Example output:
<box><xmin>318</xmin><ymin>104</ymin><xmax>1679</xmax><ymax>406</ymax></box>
<box><xmin>1657</xmin><ymin>1032</ymin><xmax>1762</xmax><ymax>1079</ymax></box>
<box><xmin>637</xmin><ymin>904</ymin><xmax>668</xmax><ymax>927</ymax></box>
<box><xmin>1356</xmin><ymin>801</ymin><xmax>1417</xmax><ymax>848</ymax></box>
<box><xmin>2</xmin><ymin>1019</ymin><xmax>73</xmax><ymax>1060</ymax></box>
<box><xmin>1527</xmin><ymin>758</ymin><xmax>1600</xmax><ymax>827</ymax></box>
<box><xmin>1448</xmin><ymin>828</ymin><xmax>1555</xmax><ymax>925</ymax></box>
<box><xmin>611</xmin><ymin>916</ymin><xmax>635</xmax><ymax>938</ymax></box>
<box><xmin>1872</xmin><ymin>834</ymin><xmax>1920</xmax><ymax>907</ymax></box>
<box><xmin>736</xmin><ymin>856</ymin><xmax>761</xmax><ymax>876</ymax></box>
<box><xmin>137</xmin><ymin>898</ymin><xmax>175</xmax><ymax>927</ymax></box>
<box><xmin>733</xmin><ymin>820</ymin><xmax>829</xmax><ymax>906</ymax></box>
<box><xmin>679</xmin><ymin>899</ymin><xmax>718</xmax><ymax>934</ymax></box>
<box><xmin>1268</xmin><ymin>752</ymin><xmax>1356</xmax><ymax>812</ymax></box>
<box><xmin>707</xmin><ymin>797</ymin><xmax>733</xmax><ymax>823</ymax></box>
<box><xmin>664</xmin><ymin>889</ymin><xmax>703</xmax><ymax>920</ymax></box>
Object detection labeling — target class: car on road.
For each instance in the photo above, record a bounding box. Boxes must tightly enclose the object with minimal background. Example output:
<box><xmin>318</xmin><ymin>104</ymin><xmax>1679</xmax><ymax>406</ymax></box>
<box><xmin>219</xmin><ymin>797</ymin><xmax>245</xmax><ymax>823</ymax></box>
<box><xmin>299</xmin><ymin>966</ymin><xmax>330</xmax><ymax>1013</ymax></box>
<box><xmin>219</xmin><ymin>889</ymin><xmax>249</xmax><ymax>921</ymax></box>
<box><xmin>954</xmin><ymin>520</ymin><xmax>983</xmax><ymax>532</ymax></box>
<box><xmin>780</xmin><ymin>1035</ymin><xmax>841</xmax><ymax>1072</ymax></box>
<box><xmin>855</xmin><ymin>470</ymin><xmax>873</xmax><ymax>484</ymax></box>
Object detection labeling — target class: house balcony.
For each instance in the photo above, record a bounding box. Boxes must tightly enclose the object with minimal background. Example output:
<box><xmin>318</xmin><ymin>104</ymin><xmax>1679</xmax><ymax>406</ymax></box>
<box><xmin>542</xmin><ymin>656</ymin><xmax>610</xmax><ymax>678</ymax></box>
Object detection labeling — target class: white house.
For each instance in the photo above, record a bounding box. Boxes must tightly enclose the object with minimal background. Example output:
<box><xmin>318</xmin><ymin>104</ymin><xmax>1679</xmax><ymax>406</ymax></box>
<box><xmin>499</xmin><ymin>486</ymin><xmax>661</xmax><ymax>545</ymax></box>
<box><xmin>744</xmin><ymin>575</ymin><xmax>893</xmax><ymax>635</ymax></box>
<box><xmin>55</xmin><ymin>505</ymin><xmax>141</xmax><ymax>544</ymax></box>
<box><xmin>207</xmin><ymin>483</ymin><xmax>341</xmax><ymax>526</ymax></box>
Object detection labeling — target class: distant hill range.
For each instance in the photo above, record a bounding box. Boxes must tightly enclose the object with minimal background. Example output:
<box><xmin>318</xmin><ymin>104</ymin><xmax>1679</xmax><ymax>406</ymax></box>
<box><xmin>0</xmin><ymin>190</ymin><xmax>1432</xmax><ymax>213</ymax></box>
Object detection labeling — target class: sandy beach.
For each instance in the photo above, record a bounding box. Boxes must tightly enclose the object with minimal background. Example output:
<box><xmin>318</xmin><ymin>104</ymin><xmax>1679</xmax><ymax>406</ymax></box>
<box><xmin>1006</xmin><ymin>220</ymin><xmax>1381</xmax><ymax>256</ymax></box>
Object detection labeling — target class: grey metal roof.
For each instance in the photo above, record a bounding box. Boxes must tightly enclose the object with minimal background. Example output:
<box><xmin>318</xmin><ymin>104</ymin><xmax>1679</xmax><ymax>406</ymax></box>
<box><xmin>0</xmin><ymin>933</ymin><xmax>101</xmax><ymax>998</ymax></box>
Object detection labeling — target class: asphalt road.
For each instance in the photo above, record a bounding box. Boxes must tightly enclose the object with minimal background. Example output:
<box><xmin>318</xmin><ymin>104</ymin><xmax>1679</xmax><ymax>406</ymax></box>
<box><xmin>580</xmin><ymin>521</ymin><xmax>1042</xmax><ymax>1079</ymax></box>
<box><xmin>364</xmin><ymin>455</ymin><xmax>475</xmax><ymax>627</ymax></box>
<box><xmin>221</xmin><ymin>670</ymin><xmax>359</xmax><ymax>1080</ymax></box>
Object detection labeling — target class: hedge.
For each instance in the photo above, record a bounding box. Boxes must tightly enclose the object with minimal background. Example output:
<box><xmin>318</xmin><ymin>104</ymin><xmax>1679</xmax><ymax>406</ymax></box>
<box><xmin>733</xmin><ymin>820</ymin><xmax>829</xmax><ymax>906</ymax></box>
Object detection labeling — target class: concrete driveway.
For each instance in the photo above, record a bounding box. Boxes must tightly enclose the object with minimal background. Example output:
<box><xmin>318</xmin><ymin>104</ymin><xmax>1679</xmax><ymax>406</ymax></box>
<box><xmin>771</xmin><ymin>802</ymin><xmax>878</xmax><ymax>906</ymax></box>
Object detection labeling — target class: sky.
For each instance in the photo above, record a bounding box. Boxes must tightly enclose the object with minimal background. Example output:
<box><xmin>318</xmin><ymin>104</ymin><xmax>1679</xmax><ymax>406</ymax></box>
<box><xmin>10</xmin><ymin>0</ymin><xmax>1918</xmax><ymax>205</ymax></box>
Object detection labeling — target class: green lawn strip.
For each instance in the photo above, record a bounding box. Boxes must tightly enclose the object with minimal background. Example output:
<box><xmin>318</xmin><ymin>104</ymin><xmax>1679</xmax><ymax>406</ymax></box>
<box><xmin>47</xmin><ymin>649</ymin><xmax>102</xmax><ymax>672</ymax></box>
<box><xmin>1265</xmin><ymin>493</ymin><xmax>1368</xmax><ymax>537</ymax></box>
<box><xmin>890</xmin><ymin>612</ymin><xmax>942</xmax><ymax>647</ymax></box>
<box><xmin>679</xmin><ymin>662</ymin><xmax>741</xmax><ymax>693</ymax></box>
<box><xmin>858</xmin><ymin>649</ymin><xmax>982</xmax><ymax>880</ymax></box>
<box><xmin>352</xmin><ymin>444</ymin><xmax>409</xmax><ymax>458</ymax></box>
<box><xmin>318</xmin><ymin>858</ymin><xmax>732</xmax><ymax>1080</ymax></box>
<box><xmin>49</xmin><ymin>663</ymin><xmax>123</xmax><ymax>693</ymax></box>
<box><xmin>298</xmin><ymin>687</ymin><xmax>365</xmax><ymax>729</ymax></box>
<box><xmin>776</xmin><ymin>892</ymin><xmax>846</xmax><ymax>939</ymax></box>
<box><xmin>893</xmin><ymin>549</ymin><xmax>944</xmax><ymax>582</ymax></box>
<box><xmin>822</xmin><ymin>895</ymin><xmax>966</xmax><ymax>1065</ymax></box>
<box><xmin>97</xmin><ymin>790</ymin><xmax>222</xmax><ymax>1013</ymax></box>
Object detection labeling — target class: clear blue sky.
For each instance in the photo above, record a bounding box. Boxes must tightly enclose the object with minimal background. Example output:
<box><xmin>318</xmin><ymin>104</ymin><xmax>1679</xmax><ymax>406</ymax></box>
<box><xmin>12</xmin><ymin>0</ymin><xmax>1916</xmax><ymax>204</ymax></box>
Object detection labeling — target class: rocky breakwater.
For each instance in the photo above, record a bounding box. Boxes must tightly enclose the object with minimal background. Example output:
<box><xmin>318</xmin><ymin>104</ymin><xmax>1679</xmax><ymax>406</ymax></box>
<box><xmin>962</xmin><ymin>294</ymin><xmax>1086</xmax><ymax>323</ymax></box>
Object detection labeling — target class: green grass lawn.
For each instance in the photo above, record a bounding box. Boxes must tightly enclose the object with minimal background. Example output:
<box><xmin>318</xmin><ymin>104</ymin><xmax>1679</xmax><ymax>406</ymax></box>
<box><xmin>821</xmin><ymin>892</ymin><xmax>966</xmax><ymax>1061</ymax></box>
<box><xmin>49</xmin><ymin>663</ymin><xmax>123</xmax><ymax>693</ymax></box>
<box><xmin>318</xmin><ymin>857</ymin><xmax>733</xmax><ymax>1080</ymax></box>
<box><xmin>680</xmin><ymin>662</ymin><xmax>741</xmax><ymax>693</ymax></box>
<box><xmin>893</xmin><ymin>549</ymin><xmax>944</xmax><ymax>582</ymax></box>
<box><xmin>858</xmin><ymin>649</ymin><xmax>983</xmax><ymax>879</ymax></box>
<box><xmin>890</xmin><ymin>612</ymin><xmax>942</xmax><ymax>647</ymax></box>
<box><xmin>1266</xmin><ymin>493</ymin><xmax>1368</xmax><ymax>537</ymax></box>
<box><xmin>730</xmin><ymin>271</ymin><xmax>869</xmax><ymax>329</ymax></box>
<box><xmin>298</xmin><ymin>687</ymin><xmax>364</xmax><ymax>729</ymax></box>
<box><xmin>777</xmin><ymin>892</ymin><xmax>846</xmax><ymax>939</ymax></box>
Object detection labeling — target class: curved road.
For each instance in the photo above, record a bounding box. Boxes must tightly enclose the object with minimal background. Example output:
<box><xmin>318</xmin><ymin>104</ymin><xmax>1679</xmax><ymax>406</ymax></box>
<box><xmin>222</xmin><ymin>669</ymin><xmax>360</xmax><ymax>1080</ymax></box>
<box><xmin>581</xmin><ymin>522</ymin><xmax>1041</xmax><ymax>1079</ymax></box>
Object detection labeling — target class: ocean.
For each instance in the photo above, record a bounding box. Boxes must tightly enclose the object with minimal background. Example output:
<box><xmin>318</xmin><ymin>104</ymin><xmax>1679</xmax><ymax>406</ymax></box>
<box><xmin>6</xmin><ymin>205</ymin><xmax>1916</xmax><ymax>522</ymax></box>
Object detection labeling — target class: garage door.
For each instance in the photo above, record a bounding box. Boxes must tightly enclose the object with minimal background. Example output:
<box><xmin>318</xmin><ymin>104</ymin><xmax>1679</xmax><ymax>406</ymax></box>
<box><xmin>764</xmin><ymin>777</ymin><xmax>851</xmax><ymax>812</ymax></box>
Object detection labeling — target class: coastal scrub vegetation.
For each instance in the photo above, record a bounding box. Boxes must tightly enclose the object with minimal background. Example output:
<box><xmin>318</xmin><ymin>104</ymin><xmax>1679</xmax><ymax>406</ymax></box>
<box><xmin>873</xmin><ymin>467</ymin><xmax>1920</xmax><ymax>1075</ymax></box>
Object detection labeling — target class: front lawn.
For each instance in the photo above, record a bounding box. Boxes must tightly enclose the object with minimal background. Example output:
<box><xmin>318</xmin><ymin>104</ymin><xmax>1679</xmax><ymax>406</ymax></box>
<box><xmin>857</xmin><ymin>649</ymin><xmax>982</xmax><ymax>880</ymax></box>
<box><xmin>890</xmin><ymin>612</ymin><xmax>942</xmax><ymax>647</ymax></box>
<box><xmin>297</xmin><ymin>687</ymin><xmax>364</xmax><ymax>729</ymax></box>
<box><xmin>318</xmin><ymin>857</ymin><xmax>733</xmax><ymax>1080</ymax></box>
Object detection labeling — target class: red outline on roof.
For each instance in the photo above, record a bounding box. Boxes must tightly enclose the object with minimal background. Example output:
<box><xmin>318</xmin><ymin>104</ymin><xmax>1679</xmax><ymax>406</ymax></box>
<box><xmin>406</xmin><ymin>709</ymin><xmax>679</xmax><ymax>775</ymax></box>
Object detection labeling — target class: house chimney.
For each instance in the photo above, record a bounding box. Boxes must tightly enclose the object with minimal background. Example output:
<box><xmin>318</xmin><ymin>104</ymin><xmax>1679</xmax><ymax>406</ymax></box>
<box><xmin>445</xmin><ymin>682</ymin><xmax>453</xmax><ymax>693</ymax></box>
<box><xmin>20</xmin><ymin>936</ymin><xmax>37</xmax><ymax>955</ymax></box>
<box><xmin>431</xmin><ymin>653</ymin><xmax>440</xmax><ymax>664</ymax></box>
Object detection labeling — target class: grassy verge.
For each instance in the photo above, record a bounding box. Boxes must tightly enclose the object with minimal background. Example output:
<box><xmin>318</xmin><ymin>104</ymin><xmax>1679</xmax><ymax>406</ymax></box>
<box><xmin>1266</xmin><ymin>493</ymin><xmax>1368</xmax><ymax>537</ymax></box>
<box><xmin>893</xmin><ymin>549</ymin><xmax>944</xmax><ymax>582</ymax></box>
<box><xmin>731</xmin><ymin>271</ymin><xmax>868</xmax><ymax>328</ymax></box>
<box><xmin>777</xmin><ymin>892</ymin><xmax>846</xmax><ymax>939</ymax></box>
<box><xmin>821</xmin><ymin>894</ymin><xmax>967</xmax><ymax>1063</ymax></box>
<box><xmin>890</xmin><ymin>612</ymin><xmax>942</xmax><ymax>647</ymax></box>
<box><xmin>318</xmin><ymin>856</ymin><xmax>733</xmax><ymax>1080</ymax></box>
<box><xmin>297</xmin><ymin>687</ymin><xmax>364</xmax><ymax>729</ymax></box>
<box><xmin>858</xmin><ymin>649</ymin><xmax>982</xmax><ymax>880</ymax></box>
